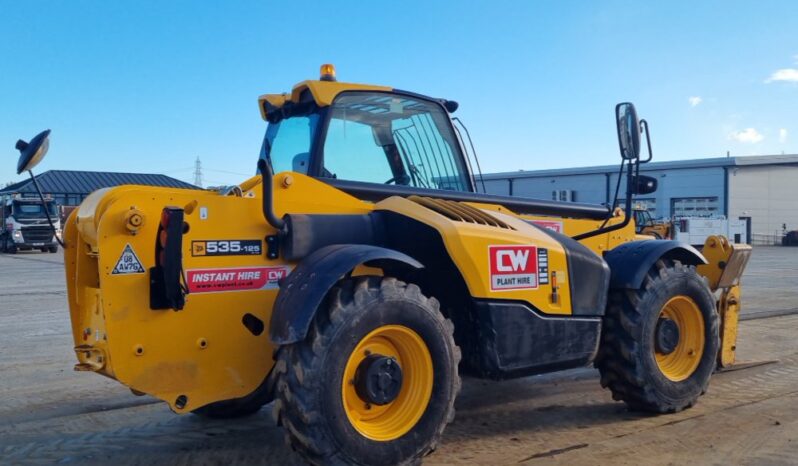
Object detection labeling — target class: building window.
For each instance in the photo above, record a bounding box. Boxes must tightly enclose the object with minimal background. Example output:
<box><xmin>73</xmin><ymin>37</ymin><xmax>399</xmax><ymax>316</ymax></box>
<box><xmin>671</xmin><ymin>197</ymin><xmax>719</xmax><ymax>218</ymax></box>
<box><xmin>551</xmin><ymin>189</ymin><xmax>576</xmax><ymax>202</ymax></box>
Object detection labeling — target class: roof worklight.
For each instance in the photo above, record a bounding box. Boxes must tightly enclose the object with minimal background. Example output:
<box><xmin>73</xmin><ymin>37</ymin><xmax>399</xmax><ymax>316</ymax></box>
<box><xmin>320</xmin><ymin>63</ymin><xmax>337</xmax><ymax>82</ymax></box>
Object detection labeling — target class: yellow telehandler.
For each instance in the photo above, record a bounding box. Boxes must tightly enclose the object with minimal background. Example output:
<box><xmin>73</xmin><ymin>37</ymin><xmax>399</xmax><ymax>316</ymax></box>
<box><xmin>14</xmin><ymin>65</ymin><xmax>750</xmax><ymax>465</ymax></box>
<box><xmin>634</xmin><ymin>206</ymin><xmax>674</xmax><ymax>239</ymax></box>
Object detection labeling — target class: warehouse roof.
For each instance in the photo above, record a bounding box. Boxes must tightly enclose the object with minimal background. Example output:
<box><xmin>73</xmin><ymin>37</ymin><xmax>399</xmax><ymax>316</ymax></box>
<box><xmin>480</xmin><ymin>154</ymin><xmax>798</xmax><ymax>180</ymax></box>
<box><xmin>0</xmin><ymin>170</ymin><xmax>199</xmax><ymax>195</ymax></box>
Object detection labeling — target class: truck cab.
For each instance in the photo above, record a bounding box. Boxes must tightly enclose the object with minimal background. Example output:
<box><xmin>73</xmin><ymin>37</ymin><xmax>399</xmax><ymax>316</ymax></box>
<box><xmin>1</xmin><ymin>195</ymin><xmax>60</xmax><ymax>253</ymax></box>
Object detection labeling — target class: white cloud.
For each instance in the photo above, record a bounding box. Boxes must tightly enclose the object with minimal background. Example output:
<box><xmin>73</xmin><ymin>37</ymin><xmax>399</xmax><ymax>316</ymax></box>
<box><xmin>779</xmin><ymin>128</ymin><xmax>788</xmax><ymax>143</ymax></box>
<box><xmin>766</xmin><ymin>68</ymin><xmax>798</xmax><ymax>83</ymax></box>
<box><xmin>729</xmin><ymin>128</ymin><xmax>764</xmax><ymax>143</ymax></box>
<box><xmin>688</xmin><ymin>96</ymin><xmax>702</xmax><ymax>107</ymax></box>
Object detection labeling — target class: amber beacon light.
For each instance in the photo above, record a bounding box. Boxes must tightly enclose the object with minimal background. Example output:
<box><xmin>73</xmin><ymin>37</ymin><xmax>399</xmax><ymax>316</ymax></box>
<box><xmin>320</xmin><ymin>63</ymin><xmax>337</xmax><ymax>81</ymax></box>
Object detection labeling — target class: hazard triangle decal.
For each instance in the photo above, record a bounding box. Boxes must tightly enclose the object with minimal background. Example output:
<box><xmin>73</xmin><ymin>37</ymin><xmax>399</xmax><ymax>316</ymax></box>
<box><xmin>112</xmin><ymin>244</ymin><xmax>145</xmax><ymax>275</ymax></box>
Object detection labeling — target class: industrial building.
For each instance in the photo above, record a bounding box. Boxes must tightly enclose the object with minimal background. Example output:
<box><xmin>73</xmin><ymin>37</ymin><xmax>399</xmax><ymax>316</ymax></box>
<box><xmin>0</xmin><ymin>170</ymin><xmax>198</xmax><ymax>207</ymax></box>
<box><xmin>480</xmin><ymin>154</ymin><xmax>798</xmax><ymax>242</ymax></box>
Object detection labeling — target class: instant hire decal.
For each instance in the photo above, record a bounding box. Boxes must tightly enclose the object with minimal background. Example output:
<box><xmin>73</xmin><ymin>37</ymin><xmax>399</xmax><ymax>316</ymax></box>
<box><xmin>186</xmin><ymin>266</ymin><xmax>291</xmax><ymax>294</ymax></box>
<box><xmin>489</xmin><ymin>245</ymin><xmax>538</xmax><ymax>291</ymax></box>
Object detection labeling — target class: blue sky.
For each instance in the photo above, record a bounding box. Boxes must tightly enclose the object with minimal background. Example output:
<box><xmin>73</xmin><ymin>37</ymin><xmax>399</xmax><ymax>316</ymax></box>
<box><xmin>2</xmin><ymin>1</ymin><xmax>796</xmax><ymax>187</ymax></box>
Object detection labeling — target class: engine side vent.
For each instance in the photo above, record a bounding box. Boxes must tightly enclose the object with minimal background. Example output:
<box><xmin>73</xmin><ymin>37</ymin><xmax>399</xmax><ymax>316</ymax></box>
<box><xmin>408</xmin><ymin>196</ymin><xmax>514</xmax><ymax>230</ymax></box>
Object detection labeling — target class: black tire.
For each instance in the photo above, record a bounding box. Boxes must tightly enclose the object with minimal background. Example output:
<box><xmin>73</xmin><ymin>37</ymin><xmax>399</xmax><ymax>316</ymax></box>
<box><xmin>49</xmin><ymin>246</ymin><xmax>58</xmax><ymax>253</ymax></box>
<box><xmin>273</xmin><ymin>276</ymin><xmax>461</xmax><ymax>466</ymax></box>
<box><xmin>595</xmin><ymin>259</ymin><xmax>719</xmax><ymax>413</ymax></box>
<box><xmin>5</xmin><ymin>238</ymin><xmax>17</xmax><ymax>254</ymax></box>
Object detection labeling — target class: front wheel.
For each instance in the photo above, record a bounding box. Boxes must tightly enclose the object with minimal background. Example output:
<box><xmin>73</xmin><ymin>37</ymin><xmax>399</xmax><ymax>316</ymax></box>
<box><xmin>595</xmin><ymin>259</ymin><xmax>719</xmax><ymax>413</ymax></box>
<box><xmin>4</xmin><ymin>238</ymin><xmax>17</xmax><ymax>254</ymax></box>
<box><xmin>273</xmin><ymin>276</ymin><xmax>461</xmax><ymax>466</ymax></box>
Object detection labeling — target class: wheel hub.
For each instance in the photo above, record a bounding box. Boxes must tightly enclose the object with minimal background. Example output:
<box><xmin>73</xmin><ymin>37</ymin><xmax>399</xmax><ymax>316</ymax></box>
<box><xmin>655</xmin><ymin>317</ymin><xmax>680</xmax><ymax>355</ymax></box>
<box><xmin>354</xmin><ymin>354</ymin><xmax>403</xmax><ymax>406</ymax></box>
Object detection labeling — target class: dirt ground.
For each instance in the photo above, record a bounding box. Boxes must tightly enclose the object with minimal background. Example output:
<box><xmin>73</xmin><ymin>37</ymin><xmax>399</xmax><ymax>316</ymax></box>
<box><xmin>1</xmin><ymin>247</ymin><xmax>797</xmax><ymax>465</ymax></box>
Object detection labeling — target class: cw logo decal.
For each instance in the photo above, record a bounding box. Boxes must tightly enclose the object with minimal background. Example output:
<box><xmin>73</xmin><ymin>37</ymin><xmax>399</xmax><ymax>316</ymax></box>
<box><xmin>488</xmin><ymin>245</ymin><xmax>538</xmax><ymax>291</ymax></box>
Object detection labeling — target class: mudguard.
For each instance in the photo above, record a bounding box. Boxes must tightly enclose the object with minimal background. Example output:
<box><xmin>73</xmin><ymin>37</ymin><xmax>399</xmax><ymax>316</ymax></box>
<box><xmin>269</xmin><ymin>244</ymin><xmax>423</xmax><ymax>345</ymax></box>
<box><xmin>604</xmin><ymin>240</ymin><xmax>707</xmax><ymax>289</ymax></box>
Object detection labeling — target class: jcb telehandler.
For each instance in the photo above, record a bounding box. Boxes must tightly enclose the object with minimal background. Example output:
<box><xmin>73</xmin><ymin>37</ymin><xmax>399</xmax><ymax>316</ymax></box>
<box><xmin>15</xmin><ymin>65</ymin><xmax>750</xmax><ymax>465</ymax></box>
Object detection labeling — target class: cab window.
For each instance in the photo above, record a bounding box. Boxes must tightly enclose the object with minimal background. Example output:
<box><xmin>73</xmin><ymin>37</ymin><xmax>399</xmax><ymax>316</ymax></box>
<box><xmin>321</xmin><ymin>92</ymin><xmax>470</xmax><ymax>191</ymax></box>
<box><xmin>262</xmin><ymin>114</ymin><xmax>319</xmax><ymax>175</ymax></box>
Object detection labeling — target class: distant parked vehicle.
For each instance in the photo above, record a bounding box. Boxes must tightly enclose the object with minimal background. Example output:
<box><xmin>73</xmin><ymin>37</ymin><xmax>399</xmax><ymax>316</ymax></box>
<box><xmin>1</xmin><ymin>194</ymin><xmax>60</xmax><ymax>253</ymax></box>
<box><xmin>783</xmin><ymin>231</ymin><xmax>798</xmax><ymax>246</ymax></box>
<box><xmin>633</xmin><ymin>207</ymin><xmax>673</xmax><ymax>239</ymax></box>
<box><xmin>674</xmin><ymin>217</ymin><xmax>748</xmax><ymax>247</ymax></box>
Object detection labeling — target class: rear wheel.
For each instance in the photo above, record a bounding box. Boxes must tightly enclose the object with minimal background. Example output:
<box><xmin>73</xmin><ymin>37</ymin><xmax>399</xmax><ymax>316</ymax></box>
<box><xmin>273</xmin><ymin>276</ymin><xmax>460</xmax><ymax>465</ymax></box>
<box><xmin>595</xmin><ymin>259</ymin><xmax>719</xmax><ymax>413</ymax></box>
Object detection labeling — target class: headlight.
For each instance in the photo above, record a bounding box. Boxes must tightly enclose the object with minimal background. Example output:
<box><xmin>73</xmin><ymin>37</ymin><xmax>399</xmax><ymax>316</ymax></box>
<box><xmin>12</xmin><ymin>230</ymin><xmax>22</xmax><ymax>241</ymax></box>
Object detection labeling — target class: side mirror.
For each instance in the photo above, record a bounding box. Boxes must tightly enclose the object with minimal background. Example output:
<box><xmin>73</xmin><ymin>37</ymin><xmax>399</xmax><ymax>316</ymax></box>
<box><xmin>15</xmin><ymin>129</ymin><xmax>51</xmax><ymax>174</ymax></box>
<box><xmin>634</xmin><ymin>175</ymin><xmax>658</xmax><ymax>195</ymax></box>
<box><xmin>615</xmin><ymin>103</ymin><xmax>640</xmax><ymax>160</ymax></box>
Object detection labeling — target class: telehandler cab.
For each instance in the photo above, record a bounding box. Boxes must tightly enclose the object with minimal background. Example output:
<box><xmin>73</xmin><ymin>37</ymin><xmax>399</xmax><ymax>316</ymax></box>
<box><xmin>19</xmin><ymin>65</ymin><xmax>751</xmax><ymax>465</ymax></box>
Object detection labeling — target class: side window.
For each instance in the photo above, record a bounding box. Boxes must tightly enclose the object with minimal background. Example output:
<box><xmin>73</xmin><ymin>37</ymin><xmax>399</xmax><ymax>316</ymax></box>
<box><xmin>323</xmin><ymin>119</ymin><xmax>394</xmax><ymax>183</ymax></box>
<box><xmin>265</xmin><ymin>115</ymin><xmax>317</xmax><ymax>174</ymax></box>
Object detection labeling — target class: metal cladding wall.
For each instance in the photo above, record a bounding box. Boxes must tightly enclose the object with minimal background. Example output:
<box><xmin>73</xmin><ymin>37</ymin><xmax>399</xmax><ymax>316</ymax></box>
<box><xmin>481</xmin><ymin>155</ymin><xmax>798</xmax><ymax>240</ymax></box>
<box><xmin>481</xmin><ymin>166</ymin><xmax>726</xmax><ymax>219</ymax></box>
<box><xmin>629</xmin><ymin>166</ymin><xmax>725</xmax><ymax>217</ymax></box>
<box><xmin>728</xmin><ymin>165</ymin><xmax>798</xmax><ymax>235</ymax></box>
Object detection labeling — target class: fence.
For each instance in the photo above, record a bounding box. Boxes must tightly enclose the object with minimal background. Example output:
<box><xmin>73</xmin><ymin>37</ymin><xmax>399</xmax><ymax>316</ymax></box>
<box><xmin>751</xmin><ymin>233</ymin><xmax>785</xmax><ymax>246</ymax></box>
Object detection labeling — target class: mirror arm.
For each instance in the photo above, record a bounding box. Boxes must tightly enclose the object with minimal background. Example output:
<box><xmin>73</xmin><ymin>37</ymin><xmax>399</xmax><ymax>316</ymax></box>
<box><xmin>572</xmin><ymin>162</ymin><xmax>634</xmax><ymax>241</ymax></box>
<box><xmin>27</xmin><ymin>170</ymin><xmax>66</xmax><ymax>248</ymax></box>
<box><xmin>639</xmin><ymin>119</ymin><xmax>653</xmax><ymax>163</ymax></box>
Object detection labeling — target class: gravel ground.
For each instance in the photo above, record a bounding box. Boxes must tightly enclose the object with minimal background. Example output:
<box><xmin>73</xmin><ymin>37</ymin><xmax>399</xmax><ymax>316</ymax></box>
<box><xmin>1</xmin><ymin>246</ymin><xmax>796</xmax><ymax>465</ymax></box>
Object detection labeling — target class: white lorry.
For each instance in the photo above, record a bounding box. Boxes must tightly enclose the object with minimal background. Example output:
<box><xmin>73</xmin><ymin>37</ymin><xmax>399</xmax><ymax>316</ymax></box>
<box><xmin>673</xmin><ymin>216</ymin><xmax>748</xmax><ymax>246</ymax></box>
<box><xmin>0</xmin><ymin>193</ymin><xmax>60</xmax><ymax>253</ymax></box>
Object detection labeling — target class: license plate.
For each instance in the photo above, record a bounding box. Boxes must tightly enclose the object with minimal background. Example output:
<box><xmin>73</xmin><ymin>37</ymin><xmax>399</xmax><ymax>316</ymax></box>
<box><xmin>33</xmin><ymin>243</ymin><xmax>44</xmax><ymax>246</ymax></box>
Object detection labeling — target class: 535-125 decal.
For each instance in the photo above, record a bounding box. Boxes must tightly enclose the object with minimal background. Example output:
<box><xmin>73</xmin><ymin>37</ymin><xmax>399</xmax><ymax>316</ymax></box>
<box><xmin>192</xmin><ymin>240</ymin><xmax>262</xmax><ymax>257</ymax></box>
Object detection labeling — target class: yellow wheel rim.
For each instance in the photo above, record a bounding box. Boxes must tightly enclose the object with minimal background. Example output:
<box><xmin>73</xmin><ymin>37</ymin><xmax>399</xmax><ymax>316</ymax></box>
<box><xmin>342</xmin><ymin>325</ymin><xmax>433</xmax><ymax>442</ymax></box>
<box><xmin>655</xmin><ymin>296</ymin><xmax>705</xmax><ymax>382</ymax></box>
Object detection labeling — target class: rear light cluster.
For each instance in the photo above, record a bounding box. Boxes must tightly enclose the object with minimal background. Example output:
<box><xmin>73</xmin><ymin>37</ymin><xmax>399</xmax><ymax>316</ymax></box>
<box><xmin>150</xmin><ymin>207</ymin><xmax>188</xmax><ymax>310</ymax></box>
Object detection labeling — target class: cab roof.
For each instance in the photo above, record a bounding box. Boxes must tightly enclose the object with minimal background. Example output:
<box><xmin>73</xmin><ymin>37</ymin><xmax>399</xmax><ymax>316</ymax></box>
<box><xmin>257</xmin><ymin>79</ymin><xmax>392</xmax><ymax>121</ymax></box>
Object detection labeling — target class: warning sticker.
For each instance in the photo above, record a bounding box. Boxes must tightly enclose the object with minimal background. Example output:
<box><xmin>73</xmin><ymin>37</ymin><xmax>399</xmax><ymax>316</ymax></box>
<box><xmin>530</xmin><ymin>220</ymin><xmax>564</xmax><ymax>233</ymax></box>
<box><xmin>538</xmin><ymin>248</ymin><xmax>549</xmax><ymax>285</ymax></box>
<box><xmin>489</xmin><ymin>245</ymin><xmax>538</xmax><ymax>291</ymax></box>
<box><xmin>112</xmin><ymin>244</ymin><xmax>145</xmax><ymax>275</ymax></box>
<box><xmin>186</xmin><ymin>266</ymin><xmax>291</xmax><ymax>294</ymax></box>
